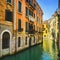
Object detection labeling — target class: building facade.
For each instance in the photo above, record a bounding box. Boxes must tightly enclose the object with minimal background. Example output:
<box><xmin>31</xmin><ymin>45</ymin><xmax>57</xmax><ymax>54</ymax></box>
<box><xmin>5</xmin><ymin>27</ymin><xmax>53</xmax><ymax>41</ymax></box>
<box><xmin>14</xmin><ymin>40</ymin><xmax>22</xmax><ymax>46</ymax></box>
<box><xmin>48</xmin><ymin>14</ymin><xmax>58</xmax><ymax>41</ymax></box>
<box><xmin>43</xmin><ymin>21</ymin><xmax>49</xmax><ymax>39</ymax></box>
<box><xmin>0</xmin><ymin>0</ymin><xmax>14</xmax><ymax>57</ymax></box>
<box><xmin>0</xmin><ymin>0</ymin><xmax>43</xmax><ymax>57</ymax></box>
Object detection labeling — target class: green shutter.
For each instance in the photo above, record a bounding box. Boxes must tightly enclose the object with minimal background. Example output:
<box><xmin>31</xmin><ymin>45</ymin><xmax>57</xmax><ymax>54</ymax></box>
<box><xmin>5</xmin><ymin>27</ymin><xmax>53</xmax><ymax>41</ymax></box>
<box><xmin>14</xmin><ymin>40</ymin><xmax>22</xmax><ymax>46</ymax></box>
<box><xmin>18</xmin><ymin>19</ymin><xmax>21</xmax><ymax>32</ymax></box>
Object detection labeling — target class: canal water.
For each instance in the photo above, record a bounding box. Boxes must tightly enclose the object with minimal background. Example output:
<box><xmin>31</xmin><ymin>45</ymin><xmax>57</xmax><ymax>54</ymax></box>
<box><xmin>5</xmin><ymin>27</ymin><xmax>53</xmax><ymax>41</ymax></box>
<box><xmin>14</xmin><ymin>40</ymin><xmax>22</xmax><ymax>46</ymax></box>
<box><xmin>0</xmin><ymin>39</ymin><xmax>59</xmax><ymax>60</ymax></box>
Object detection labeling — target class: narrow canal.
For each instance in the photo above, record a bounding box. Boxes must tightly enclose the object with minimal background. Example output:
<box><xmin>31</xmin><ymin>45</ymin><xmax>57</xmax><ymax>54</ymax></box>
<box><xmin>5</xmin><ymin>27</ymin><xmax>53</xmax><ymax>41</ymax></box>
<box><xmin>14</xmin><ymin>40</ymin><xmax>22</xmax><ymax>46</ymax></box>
<box><xmin>0</xmin><ymin>39</ymin><xmax>59</xmax><ymax>60</ymax></box>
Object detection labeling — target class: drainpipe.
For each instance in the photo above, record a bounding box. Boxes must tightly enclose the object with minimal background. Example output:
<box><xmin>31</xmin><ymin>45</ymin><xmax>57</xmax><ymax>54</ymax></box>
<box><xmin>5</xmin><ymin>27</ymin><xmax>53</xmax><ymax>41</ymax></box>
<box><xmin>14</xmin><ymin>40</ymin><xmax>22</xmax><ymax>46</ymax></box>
<box><xmin>14</xmin><ymin>0</ymin><xmax>17</xmax><ymax>53</ymax></box>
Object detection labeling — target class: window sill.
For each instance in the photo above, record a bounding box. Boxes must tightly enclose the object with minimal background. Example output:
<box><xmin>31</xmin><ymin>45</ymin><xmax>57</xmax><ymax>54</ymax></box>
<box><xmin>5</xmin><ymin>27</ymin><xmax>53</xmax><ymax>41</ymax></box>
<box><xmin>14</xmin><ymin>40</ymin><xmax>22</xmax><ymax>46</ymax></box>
<box><xmin>18</xmin><ymin>32</ymin><xmax>23</xmax><ymax>34</ymax></box>
<box><xmin>18</xmin><ymin>31</ymin><xmax>23</xmax><ymax>33</ymax></box>
<box><xmin>18</xmin><ymin>12</ymin><xmax>22</xmax><ymax>15</ymax></box>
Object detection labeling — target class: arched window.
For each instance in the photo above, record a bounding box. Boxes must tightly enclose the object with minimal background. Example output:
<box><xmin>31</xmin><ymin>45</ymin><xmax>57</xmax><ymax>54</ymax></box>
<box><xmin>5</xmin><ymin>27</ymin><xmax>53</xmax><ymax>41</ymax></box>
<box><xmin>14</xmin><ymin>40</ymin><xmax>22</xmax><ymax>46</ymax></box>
<box><xmin>29</xmin><ymin>37</ymin><xmax>31</xmax><ymax>46</ymax></box>
<box><xmin>25</xmin><ymin>37</ymin><xmax>27</xmax><ymax>45</ymax></box>
<box><xmin>2</xmin><ymin>32</ymin><xmax>10</xmax><ymax>49</ymax></box>
<box><xmin>18</xmin><ymin>37</ymin><xmax>21</xmax><ymax>47</ymax></box>
<box><xmin>33</xmin><ymin>36</ymin><xmax>35</xmax><ymax>43</ymax></box>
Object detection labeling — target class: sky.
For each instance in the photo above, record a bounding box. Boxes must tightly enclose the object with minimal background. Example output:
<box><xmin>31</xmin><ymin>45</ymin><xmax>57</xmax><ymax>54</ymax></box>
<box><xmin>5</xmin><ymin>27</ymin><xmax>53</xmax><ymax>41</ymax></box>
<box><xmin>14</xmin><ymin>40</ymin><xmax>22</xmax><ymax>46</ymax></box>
<box><xmin>37</xmin><ymin>0</ymin><xmax>58</xmax><ymax>20</ymax></box>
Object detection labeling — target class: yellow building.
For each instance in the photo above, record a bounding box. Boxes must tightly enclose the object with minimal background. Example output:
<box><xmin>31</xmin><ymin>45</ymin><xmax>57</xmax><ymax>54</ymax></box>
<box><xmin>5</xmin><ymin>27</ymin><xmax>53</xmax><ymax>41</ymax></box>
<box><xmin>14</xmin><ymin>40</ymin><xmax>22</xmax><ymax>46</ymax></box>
<box><xmin>48</xmin><ymin>12</ymin><xmax>59</xmax><ymax>42</ymax></box>
<box><xmin>43</xmin><ymin>21</ymin><xmax>49</xmax><ymax>39</ymax></box>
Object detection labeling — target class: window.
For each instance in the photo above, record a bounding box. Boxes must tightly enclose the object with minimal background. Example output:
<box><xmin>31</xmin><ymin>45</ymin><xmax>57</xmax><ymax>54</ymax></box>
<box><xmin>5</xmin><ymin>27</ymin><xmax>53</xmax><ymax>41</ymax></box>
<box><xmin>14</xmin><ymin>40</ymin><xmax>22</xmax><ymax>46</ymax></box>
<box><xmin>33</xmin><ymin>37</ymin><xmax>35</xmax><ymax>43</ymax></box>
<box><xmin>44</xmin><ymin>35</ymin><xmax>46</xmax><ymax>37</ymax></box>
<box><xmin>34</xmin><ymin>14</ymin><xmax>35</xmax><ymax>18</ymax></box>
<box><xmin>18</xmin><ymin>19</ymin><xmax>21</xmax><ymax>32</ymax></box>
<box><xmin>33</xmin><ymin>25</ymin><xmax>35</xmax><ymax>31</ymax></box>
<box><xmin>39</xmin><ymin>18</ymin><xmax>40</xmax><ymax>23</ymax></box>
<box><xmin>43</xmin><ymin>25</ymin><xmax>44</xmax><ymax>28</ymax></box>
<box><xmin>29</xmin><ymin>23</ymin><xmax>33</xmax><ymax>34</ymax></box>
<box><xmin>40</xmin><ymin>20</ymin><xmax>42</xmax><ymax>24</ymax></box>
<box><xmin>29</xmin><ymin>10</ymin><xmax>33</xmax><ymax>16</ymax></box>
<box><xmin>28</xmin><ymin>0</ymin><xmax>34</xmax><ymax>7</ymax></box>
<box><xmin>5</xmin><ymin>10</ymin><xmax>13</xmax><ymax>22</ymax></box>
<box><xmin>7</xmin><ymin>0</ymin><xmax>11</xmax><ymax>4</ymax></box>
<box><xmin>18</xmin><ymin>37</ymin><xmax>21</xmax><ymax>47</ymax></box>
<box><xmin>26</xmin><ymin>22</ymin><xmax>29</xmax><ymax>32</ymax></box>
<box><xmin>26</xmin><ymin>8</ymin><xmax>33</xmax><ymax>17</ymax></box>
<box><xmin>39</xmin><ymin>28</ymin><xmax>40</xmax><ymax>32</ymax></box>
<box><xmin>34</xmin><ymin>4</ymin><xmax>36</xmax><ymax>9</ymax></box>
<box><xmin>26</xmin><ymin>7</ymin><xmax>29</xmax><ymax>16</ymax></box>
<box><xmin>18</xmin><ymin>1</ymin><xmax>22</xmax><ymax>12</ymax></box>
<box><xmin>43</xmin><ymin>28</ymin><xmax>45</xmax><ymax>31</ymax></box>
<box><xmin>46</xmin><ymin>30</ymin><xmax>47</xmax><ymax>33</ymax></box>
<box><xmin>37</xmin><ymin>26</ymin><xmax>38</xmax><ymax>32</ymax></box>
<box><xmin>26</xmin><ymin>0</ymin><xmax>28</xmax><ymax>2</ymax></box>
<box><xmin>37</xmin><ymin>17</ymin><xmax>38</xmax><ymax>22</ymax></box>
<box><xmin>25</xmin><ymin>37</ymin><xmax>27</xmax><ymax>45</ymax></box>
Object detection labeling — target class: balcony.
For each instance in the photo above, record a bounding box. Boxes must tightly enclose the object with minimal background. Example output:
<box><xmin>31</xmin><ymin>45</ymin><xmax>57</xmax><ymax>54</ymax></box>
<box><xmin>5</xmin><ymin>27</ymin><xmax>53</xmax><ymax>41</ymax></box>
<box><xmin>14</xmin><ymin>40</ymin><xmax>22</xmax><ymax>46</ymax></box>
<box><xmin>18</xmin><ymin>28</ymin><xmax>23</xmax><ymax>32</ymax></box>
<box><xmin>29</xmin><ymin>30</ymin><xmax>35</xmax><ymax>34</ymax></box>
<box><xmin>26</xmin><ymin>29</ymin><xmax>35</xmax><ymax>34</ymax></box>
<box><xmin>26</xmin><ymin>0</ymin><xmax>35</xmax><ymax>9</ymax></box>
<box><xmin>42</xmin><ymin>28</ymin><xmax>45</xmax><ymax>31</ymax></box>
<box><xmin>29</xmin><ymin>1</ymin><xmax>34</xmax><ymax>8</ymax></box>
<box><xmin>29</xmin><ymin>15</ymin><xmax>35</xmax><ymax>22</ymax></box>
<box><xmin>25</xmin><ymin>30</ymin><xmax>34</xmax><ymax>34</ymax></box>
<box><xmin>38</xmin><ymin>31</ymin><xmax>43</xmax><ymax>34</ymax></box>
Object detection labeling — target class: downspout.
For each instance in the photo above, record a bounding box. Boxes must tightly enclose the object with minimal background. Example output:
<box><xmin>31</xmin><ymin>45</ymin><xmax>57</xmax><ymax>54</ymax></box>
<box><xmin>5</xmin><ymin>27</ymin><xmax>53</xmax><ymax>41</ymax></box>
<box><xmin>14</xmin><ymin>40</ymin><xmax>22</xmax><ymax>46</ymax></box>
<box><xmin>14</xmin><ymin>0</ymin><xmax>17</xmax><ymax>53</ymax></box>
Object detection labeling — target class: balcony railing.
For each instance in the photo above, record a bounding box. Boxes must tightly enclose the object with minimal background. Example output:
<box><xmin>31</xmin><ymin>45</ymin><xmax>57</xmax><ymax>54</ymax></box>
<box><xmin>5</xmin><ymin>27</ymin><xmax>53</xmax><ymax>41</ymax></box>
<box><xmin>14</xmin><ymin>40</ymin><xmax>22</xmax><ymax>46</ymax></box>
<box><xmin>26</xmin><ymin>0</ymin><xmax>35</xmax><ymax>9</ymax></box>
<box><xmin>29</xmin><ymin>1</ymin><xmax>34</xmax><ymax>8</ymax></box>
<box><xmin>25</xmin><ymin>29</ymin><xmax>42</xmax><ymax>34</ymax></box>
<box><xmin>18</xmin><ymin>28</ymin><xmax>23</xmax><ymax>32</ymax></box>
<box><xmin>29</xmin><ymin>15</ymin><xmax>35</xmax><ymax>22</ymax></box>
<box><xmin>26</xmin><ymin>29</ymin><xmax>35</xmax><ymax>34</ymax></box>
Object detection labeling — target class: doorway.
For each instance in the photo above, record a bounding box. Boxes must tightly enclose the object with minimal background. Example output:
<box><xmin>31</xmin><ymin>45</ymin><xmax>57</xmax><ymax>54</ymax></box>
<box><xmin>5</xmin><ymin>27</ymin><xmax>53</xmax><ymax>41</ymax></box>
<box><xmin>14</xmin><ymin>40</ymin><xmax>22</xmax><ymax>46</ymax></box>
<box><xmin>2</xmin><ymin>32</ymin><xmax>10</xmax><ymax>49</ymax></box>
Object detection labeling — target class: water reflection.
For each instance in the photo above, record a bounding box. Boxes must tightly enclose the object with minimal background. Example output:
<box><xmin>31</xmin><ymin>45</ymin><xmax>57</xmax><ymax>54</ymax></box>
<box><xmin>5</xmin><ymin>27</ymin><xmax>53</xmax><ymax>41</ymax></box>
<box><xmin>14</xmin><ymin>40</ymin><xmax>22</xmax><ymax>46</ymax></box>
<box><xmin>43</xmin><ymin>39</ymin><xmax>58</xmax><ymax>60</ymax></box>
<box><xmin>0</xmin><ymin>39</ymin><xmax>59</xmax><ymax>60</ymax></box>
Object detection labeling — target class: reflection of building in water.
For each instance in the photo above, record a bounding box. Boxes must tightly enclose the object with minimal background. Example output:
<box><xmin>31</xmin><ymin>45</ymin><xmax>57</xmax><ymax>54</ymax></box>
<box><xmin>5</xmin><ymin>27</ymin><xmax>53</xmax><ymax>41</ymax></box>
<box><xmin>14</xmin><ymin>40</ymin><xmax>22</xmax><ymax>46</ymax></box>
<box><xmin>43</xmin><ymin>39</ymin><xmax>58</xmax><ymax>60</ymax></box>
<box><xmin>47</xmin><ymin>0</ymin><xmax>60</xmax><ymax>58</ymax></box>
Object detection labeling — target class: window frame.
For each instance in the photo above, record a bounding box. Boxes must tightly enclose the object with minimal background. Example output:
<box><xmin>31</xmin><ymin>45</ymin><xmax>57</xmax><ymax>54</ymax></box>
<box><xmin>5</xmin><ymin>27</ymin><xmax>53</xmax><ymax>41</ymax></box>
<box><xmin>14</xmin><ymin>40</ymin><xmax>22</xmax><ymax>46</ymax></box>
<box><xmin>5</xmin><ymin>9</ymin><xmax>13</xmax><ymax>22</ymax></box>
<box><xmin>18</xmin><ymin>19</ymin><xmax>21</xmax><ymax>32</ymax></box>
<box><xmin>18</xmin><ymin>37</ymin><xmax>21</xmax><ymax>47</ymax></box>
<box><xmin>26</xmin><ymin>7</ymin><xmax>29</xmax><ymax>17</ymax></box>
<box><xmin>25</xmin><ymin>37</ymin><xmax>27</xmax><ymax>45</ymax></box>
<box><xmin>6</xmin><ymin>0</ymin><xmax>12</xmax><ymax>4</ymax></box>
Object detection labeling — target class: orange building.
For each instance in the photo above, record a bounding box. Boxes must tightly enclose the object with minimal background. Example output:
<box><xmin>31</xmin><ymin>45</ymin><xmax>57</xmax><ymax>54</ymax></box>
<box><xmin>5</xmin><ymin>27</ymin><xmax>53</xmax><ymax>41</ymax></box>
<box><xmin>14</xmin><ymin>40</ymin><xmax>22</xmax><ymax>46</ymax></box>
<box><xmin>14</xmin><ymin>0</ymin><xmax>43</xmax><ymax>51</ymax></box>
<box><xmin>0</xmin><ymin>0</ymin><xmax>43</xmax><ymax>57</ymax></box>
<box><xmin>0</xmin><ymin>0</ymin><xmax>15</xmax><ymax>57</ymax></box>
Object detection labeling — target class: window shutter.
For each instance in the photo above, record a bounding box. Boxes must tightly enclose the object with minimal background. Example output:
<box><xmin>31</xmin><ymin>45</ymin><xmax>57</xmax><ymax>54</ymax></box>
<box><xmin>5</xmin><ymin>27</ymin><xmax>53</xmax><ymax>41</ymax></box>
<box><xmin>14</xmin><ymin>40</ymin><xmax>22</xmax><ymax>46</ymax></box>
<box><xmin>5</xmin><ymin>10</ymin><xmax>13</xmax><ymax>22</ymax></box>
<box><xmin>18</xmin><ymin>19</ymin><xmax>21</xmax><ymax>32</ymax></box>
